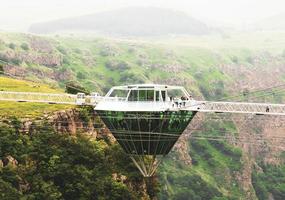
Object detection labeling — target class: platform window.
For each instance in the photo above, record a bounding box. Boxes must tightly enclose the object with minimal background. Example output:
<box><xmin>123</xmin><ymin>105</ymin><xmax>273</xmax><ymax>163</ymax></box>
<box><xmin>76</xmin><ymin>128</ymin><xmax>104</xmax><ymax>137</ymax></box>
<box><xmin>110</xmin><ymin>89</ymin><xmax>129</xmax><ymax>98</ymax></box>
<box><xmin>147</xmin><ymin>90</ymin><xmax>154</xmax><ymax>101</ymax></box>
<box><xmin>137</xmin><ymin>90</ymin><xmax>154</xmax><ymax>101</ymax></box>
<box><xmin>161</xmin><ymin>91</ymin><xmax>166</xmax><ymax>101</ymax></box>
<box><xmin>155</xmin><ymin>91</ymin><xmax>160</xmax><ymax>101</ymax></box>
<box><xmin>128</xmin><ymin>90</ymin><xmax>138</xmax><ymax>101</ymax></box>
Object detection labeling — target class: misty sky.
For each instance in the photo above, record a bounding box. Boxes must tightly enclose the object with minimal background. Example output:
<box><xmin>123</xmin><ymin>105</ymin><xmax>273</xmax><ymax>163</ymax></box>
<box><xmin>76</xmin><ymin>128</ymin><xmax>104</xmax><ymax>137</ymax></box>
<box><xmin>1</xmin><ymin>0</ymin><xmax>285</xmax><ymax>31</ymax></box>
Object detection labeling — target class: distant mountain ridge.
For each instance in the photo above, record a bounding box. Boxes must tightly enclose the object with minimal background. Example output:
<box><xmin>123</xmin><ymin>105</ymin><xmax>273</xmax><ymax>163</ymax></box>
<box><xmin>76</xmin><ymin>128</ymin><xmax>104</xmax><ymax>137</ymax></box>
<box><xmin>254</xmin><ymin>12</ymin><xmax>285</xmax><ymax>30</ymax></box>
<box><xmin>29</xmin><ymin>7</ymin><xmax>210</xmax><ymax>36</ymax></box>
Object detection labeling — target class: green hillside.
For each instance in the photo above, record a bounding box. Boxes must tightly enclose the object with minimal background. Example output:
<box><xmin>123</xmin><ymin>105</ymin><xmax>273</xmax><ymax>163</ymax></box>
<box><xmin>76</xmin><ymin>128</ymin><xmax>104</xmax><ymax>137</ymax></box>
<box><xmin>2</xmin><ymin>31</ymin><xmax>285</xmax><ymax>98</ymax></box>
<box><xmin>0</xmin><ymin>31</ymin><xmax>285</xmax><ymax>199</ymax></box>
<box><xmin>0</xmin><ymin>76</ymin><xmax>73</xmax><ymax>118</ymax></box>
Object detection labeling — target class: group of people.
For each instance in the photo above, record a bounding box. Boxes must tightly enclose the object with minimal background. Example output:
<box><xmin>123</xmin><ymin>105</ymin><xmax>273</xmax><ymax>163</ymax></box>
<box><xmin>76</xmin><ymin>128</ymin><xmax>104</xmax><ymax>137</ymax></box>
<box><xmin>170</xmin><ymin>96</ymin><xmax>191</xmax><ymax>108</ymax></box>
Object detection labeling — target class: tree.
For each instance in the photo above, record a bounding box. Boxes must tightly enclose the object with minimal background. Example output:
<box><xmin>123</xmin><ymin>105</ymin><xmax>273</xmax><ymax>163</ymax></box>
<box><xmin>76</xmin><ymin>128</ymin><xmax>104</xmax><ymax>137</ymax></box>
<box><xmin>0</xmin><ymin>179</ymin><xmax>22</xmax><ymax>200</ymax></box>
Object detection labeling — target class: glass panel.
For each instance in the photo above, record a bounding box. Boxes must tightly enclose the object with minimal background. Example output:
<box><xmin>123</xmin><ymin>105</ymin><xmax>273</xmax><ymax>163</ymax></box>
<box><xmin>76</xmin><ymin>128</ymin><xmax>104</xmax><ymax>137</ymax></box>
<box><xmin>128</xmin><ymin>90</ymin><xmax>138</xmax><ymax>101</ymax></box>
<box><xmin>138</xmin><ymin>90</ymin><xmax>146</xmax><ymax>101</ymax></box>
<box><xmin>147</xmin><ymin>90</ymin><xmax>154</xmax><ymax>101</ymax></box>
<box><xmin>155</xmin><ymin>91</ymin><xmax>160</xmax><ymax>101</ymax></box>
<box><xmin>161</xmin><ymin>91</ymin><xmax>166</xmax><ymax>101</ymax></box>
<box><xmin>97</xmin><ymin>111</ymin><xmax>197</xmax><ymax>155</ymax></box>
<box><xmin>110</xmin><ymin>89</ymin><xmax>129</xmax><ymax>98</ymax></box>
<box><xmin>168</xmin><ymin>89</ymin><xmax>184</xmax><ymax>98</ymax></box>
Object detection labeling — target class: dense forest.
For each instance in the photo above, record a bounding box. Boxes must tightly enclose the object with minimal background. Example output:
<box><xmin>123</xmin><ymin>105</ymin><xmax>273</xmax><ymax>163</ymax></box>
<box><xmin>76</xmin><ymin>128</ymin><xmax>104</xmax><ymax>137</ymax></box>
<box><xmin>0</xmin><ymin>116</ymin><xmax>160</xmax><ymax>199</ymax></box>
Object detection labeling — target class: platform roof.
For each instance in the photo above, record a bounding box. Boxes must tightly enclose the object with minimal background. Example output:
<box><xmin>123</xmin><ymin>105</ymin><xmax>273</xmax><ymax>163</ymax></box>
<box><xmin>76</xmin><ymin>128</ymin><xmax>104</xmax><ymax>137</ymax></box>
<box><xmin>111</xmin><ymin>84</ymin><xmax>185</xmax><ymax>90</ymax></box>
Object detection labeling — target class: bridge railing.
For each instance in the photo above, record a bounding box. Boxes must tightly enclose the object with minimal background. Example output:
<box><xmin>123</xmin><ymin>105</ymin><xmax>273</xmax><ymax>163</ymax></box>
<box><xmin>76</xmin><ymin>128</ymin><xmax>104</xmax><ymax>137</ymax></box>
<box><xmin>0</xmin><ymin>91</ymin><xmax>78</xmax><ymax>105</ymax></box>
<box><xmin>185</xmin><ymin>101</ymin><xmax>285</xmax><ymax>116</ymax></box>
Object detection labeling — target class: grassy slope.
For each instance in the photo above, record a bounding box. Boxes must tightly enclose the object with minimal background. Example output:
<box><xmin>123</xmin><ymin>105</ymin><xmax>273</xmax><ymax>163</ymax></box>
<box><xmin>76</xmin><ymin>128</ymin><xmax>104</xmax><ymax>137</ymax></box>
<box><xmin>1</xmin><ymin>31</ymin><xmax>283</xmax><ymax>98</ymax></box>
<box><xmin>0</xmin><ymin>76</ymin><xmax>73</xmax><ymax>118</ymax></box>
<box><xmin>1</xmin><ymin>31</ymin><xmax>285</xmax><ymax>199</ymax></box>
<box><xmin>158</xmin><ymin>120</ymin><xmax>244</xmax><ymax>200</ymax></box>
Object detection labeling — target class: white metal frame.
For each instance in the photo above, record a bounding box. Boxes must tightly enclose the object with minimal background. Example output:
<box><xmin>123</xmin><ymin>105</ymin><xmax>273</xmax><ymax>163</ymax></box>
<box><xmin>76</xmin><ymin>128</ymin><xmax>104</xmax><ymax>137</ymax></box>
<box><xmin>1</xmin><ymin>84</ymin><xmax>285</xmax><ymax>116</ymax></box>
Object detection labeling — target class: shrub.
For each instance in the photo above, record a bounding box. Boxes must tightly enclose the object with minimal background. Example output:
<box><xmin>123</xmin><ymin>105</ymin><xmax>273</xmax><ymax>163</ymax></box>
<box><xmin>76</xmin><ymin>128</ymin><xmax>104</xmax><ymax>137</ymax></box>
<box><xmin>10</xmin><ymin>57</ymin><xmax>22</xmax><ymax>65</ymax></box>
<box><xmin>8</xmin><ymin>43</ymin><xmax>16</xmax><ymax>49</ymax></box>
<box><xmin>76</xmin><ymin>71</ymin><xmax>86</xmax><ymax>80</ymax></box>
<box><xmin>0</xmin><ymin>53</ymin><xmax>9</xmax><ymax>63</ymax></box>
<box><xmin>199</xmin><ymin>85</ymin><xmax>210</xmax><ymax>99</ymax></box>
<box><xmin>57</xmin><ymin>45</ymin><xmax>67</xmax><ymax>55</ymax></box>
<box><xmin>62</xmin><ymin>56</ymin><xmax>70</xmax><ymax>65</ymax></box>
<box><xmin>128</xmin><ymin>48</ymin><xmax>135</xmax><ymax>53</ymax></box>
<box><xmin>231</xmin><ymin>56</ymin><xmax>239</xmax><ymax>63</ymax></box>
<box><xmin>20</xmin><ymin>43</ymin><xmax>29</xmax><ymax>51</ymax></box>
<box><xmin>73</xmin><ymin>48</ymin><xmax>82</xmax><ymax>54</ymax></box>
<box><xmin>105</xmin><ymin>60</ymin><xmax>130</xmax><ymax>71</ymax></box>
<box><xmin>246</xmin><ymin>56</ymin><xmax>254</xmax><ymax>64</ymax></box>
<box><xmin>65</xmin><ymin>81</ymin><xmax>90</xmax><ymax>94</ymax></box>
<box><xmin>119</xmin><ymin>72</ymin><xmax>144</xmax><ymax>84</ymax></box>
<box><xmin>0</xmin><ymin>63</ymin><xmax>4</xmax><ymax>74</ymax></box>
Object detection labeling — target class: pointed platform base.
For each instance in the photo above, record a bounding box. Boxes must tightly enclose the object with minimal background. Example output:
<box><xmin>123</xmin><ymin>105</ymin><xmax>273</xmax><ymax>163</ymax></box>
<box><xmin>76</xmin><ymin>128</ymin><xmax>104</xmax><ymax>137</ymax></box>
<box><xmin>130</xmin><ymin>155</ymin><xmax>164</xmax><ymax>177</ymax></box>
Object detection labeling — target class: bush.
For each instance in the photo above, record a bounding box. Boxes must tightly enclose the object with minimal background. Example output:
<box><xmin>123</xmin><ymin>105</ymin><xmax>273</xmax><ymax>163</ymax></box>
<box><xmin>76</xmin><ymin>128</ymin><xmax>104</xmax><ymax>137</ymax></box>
<box><xmin>119</xmin><ymin>72</ymin><xmax>144</xmax><ymax>84</ymax></box>
<box><xmin>62</xmin><ymin>56</ymin><xmax>70</xmax><ymax>65</ymax></box>
<box><xmin>190</xmin><ymin>140</ymin><xmax>213</xmax><ymax>160</ymax></box>
<box><xmin>73</xmin><ymin>48</ymin><xmax>82</xmax><ymax>54</ymax></box>
<box><xmin>76</xmin><ymin>71</ymin><xmax>86</xmax><ymax>80</ymax></box>
<box><xmin>105</xmin><ymin>60</ymin><xmax>130</xmax><ymax>71</ymax></box>
<box><xmin>0</xmin><ymin>53</ymin><xmax>9</xmax><ymax>63</ymax></box>
<box><xmin>57</xmin><ymin>45</ymin><xmax>67</xmax><ymax>55</ymax></box>
<box><xmin>231</xmin><ymin>56</ymin><xmax>239</xmax><ymax>63</ymax></box>
<box><xmin>0</xmin><ymin>63</ymin><xmax>4</xmax><ymax>74</ymax></box>
<box><xmin>65</xmin><ymin>81</ymin><xmax>90</xmax><ymax>94</ymax></box>
<box><xmin>199</xmin><ymin>85</ymin><xmax>210</xmax><ymax>99</ymax></box>
<box><xmin>246</xmin><ymin>56</ymin><xmax>254</xmax><ymax>64</ymax></box>
<box><xmin>10</xmin><ymin>57</ymin><xmax>22</xmax><ymax>65</ymax></box>
<box><xmin>8</xmin><ymin>43</ymin><xmax>16</xmax><ymax>49</ymax></box>
<box><xmin>20</xmin><ymin>43</ymin><xmax>29</xmax><ymax>50</ymax></box>
<box><xmin>128</xmin><ymin>48</ymin><xmax>135</xmax><ymax>53</ymax></box>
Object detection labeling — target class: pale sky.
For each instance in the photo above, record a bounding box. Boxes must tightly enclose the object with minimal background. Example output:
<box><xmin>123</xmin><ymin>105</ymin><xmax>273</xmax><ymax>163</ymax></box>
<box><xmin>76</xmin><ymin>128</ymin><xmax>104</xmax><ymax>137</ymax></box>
<box><xmin>1</xmin><ymin>0</ymin><xmax>285</xmax><ymax>31</ymax></box>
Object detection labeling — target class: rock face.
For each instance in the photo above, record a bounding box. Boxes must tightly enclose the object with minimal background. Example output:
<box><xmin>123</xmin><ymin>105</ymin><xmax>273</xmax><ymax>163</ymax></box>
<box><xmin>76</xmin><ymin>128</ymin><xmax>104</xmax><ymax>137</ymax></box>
<box><xmin>11</xmin><ymin>108</ymin><xmax>112</xmax><ymax>141</ymax></box>
<box><xmin>28</xmin><ymin>36</ymin><xmax>54</xmax><ymax>53</ymax></box>
<box><xmin>220</xmin><ymin>56</ymin><xmax>285</xmax><ymax>96</ymax></box>
<box><xmin>4</xmin><ymin>50</ymin><xmax>62</xmax><ymax>67</ymax></box>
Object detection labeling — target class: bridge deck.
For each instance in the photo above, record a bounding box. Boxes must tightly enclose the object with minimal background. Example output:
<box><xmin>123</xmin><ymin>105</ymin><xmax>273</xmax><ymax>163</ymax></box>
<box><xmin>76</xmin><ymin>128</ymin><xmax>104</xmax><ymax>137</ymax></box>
<box><xmin>1</xmin><ymin>91</ymin><xmax>285</xmax><ymax>116</ymax></box>
<box><xmin>184</xmin><ymin>101</ymin><xmax>285</xmax><ymax>116</ymax></box>
<box><xmin>0</xmin><ymin>91</ymin><xmax>79</xmax><ymax>105</ymax></box>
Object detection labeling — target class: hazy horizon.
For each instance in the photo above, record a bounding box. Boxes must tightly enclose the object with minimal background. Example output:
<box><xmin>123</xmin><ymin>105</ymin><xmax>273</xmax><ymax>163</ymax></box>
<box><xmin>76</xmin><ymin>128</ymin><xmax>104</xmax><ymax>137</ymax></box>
<box><xmin>1</xmin><ymin>0</ymin><xmax>285</xmax><ymax>32</ymax></box>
